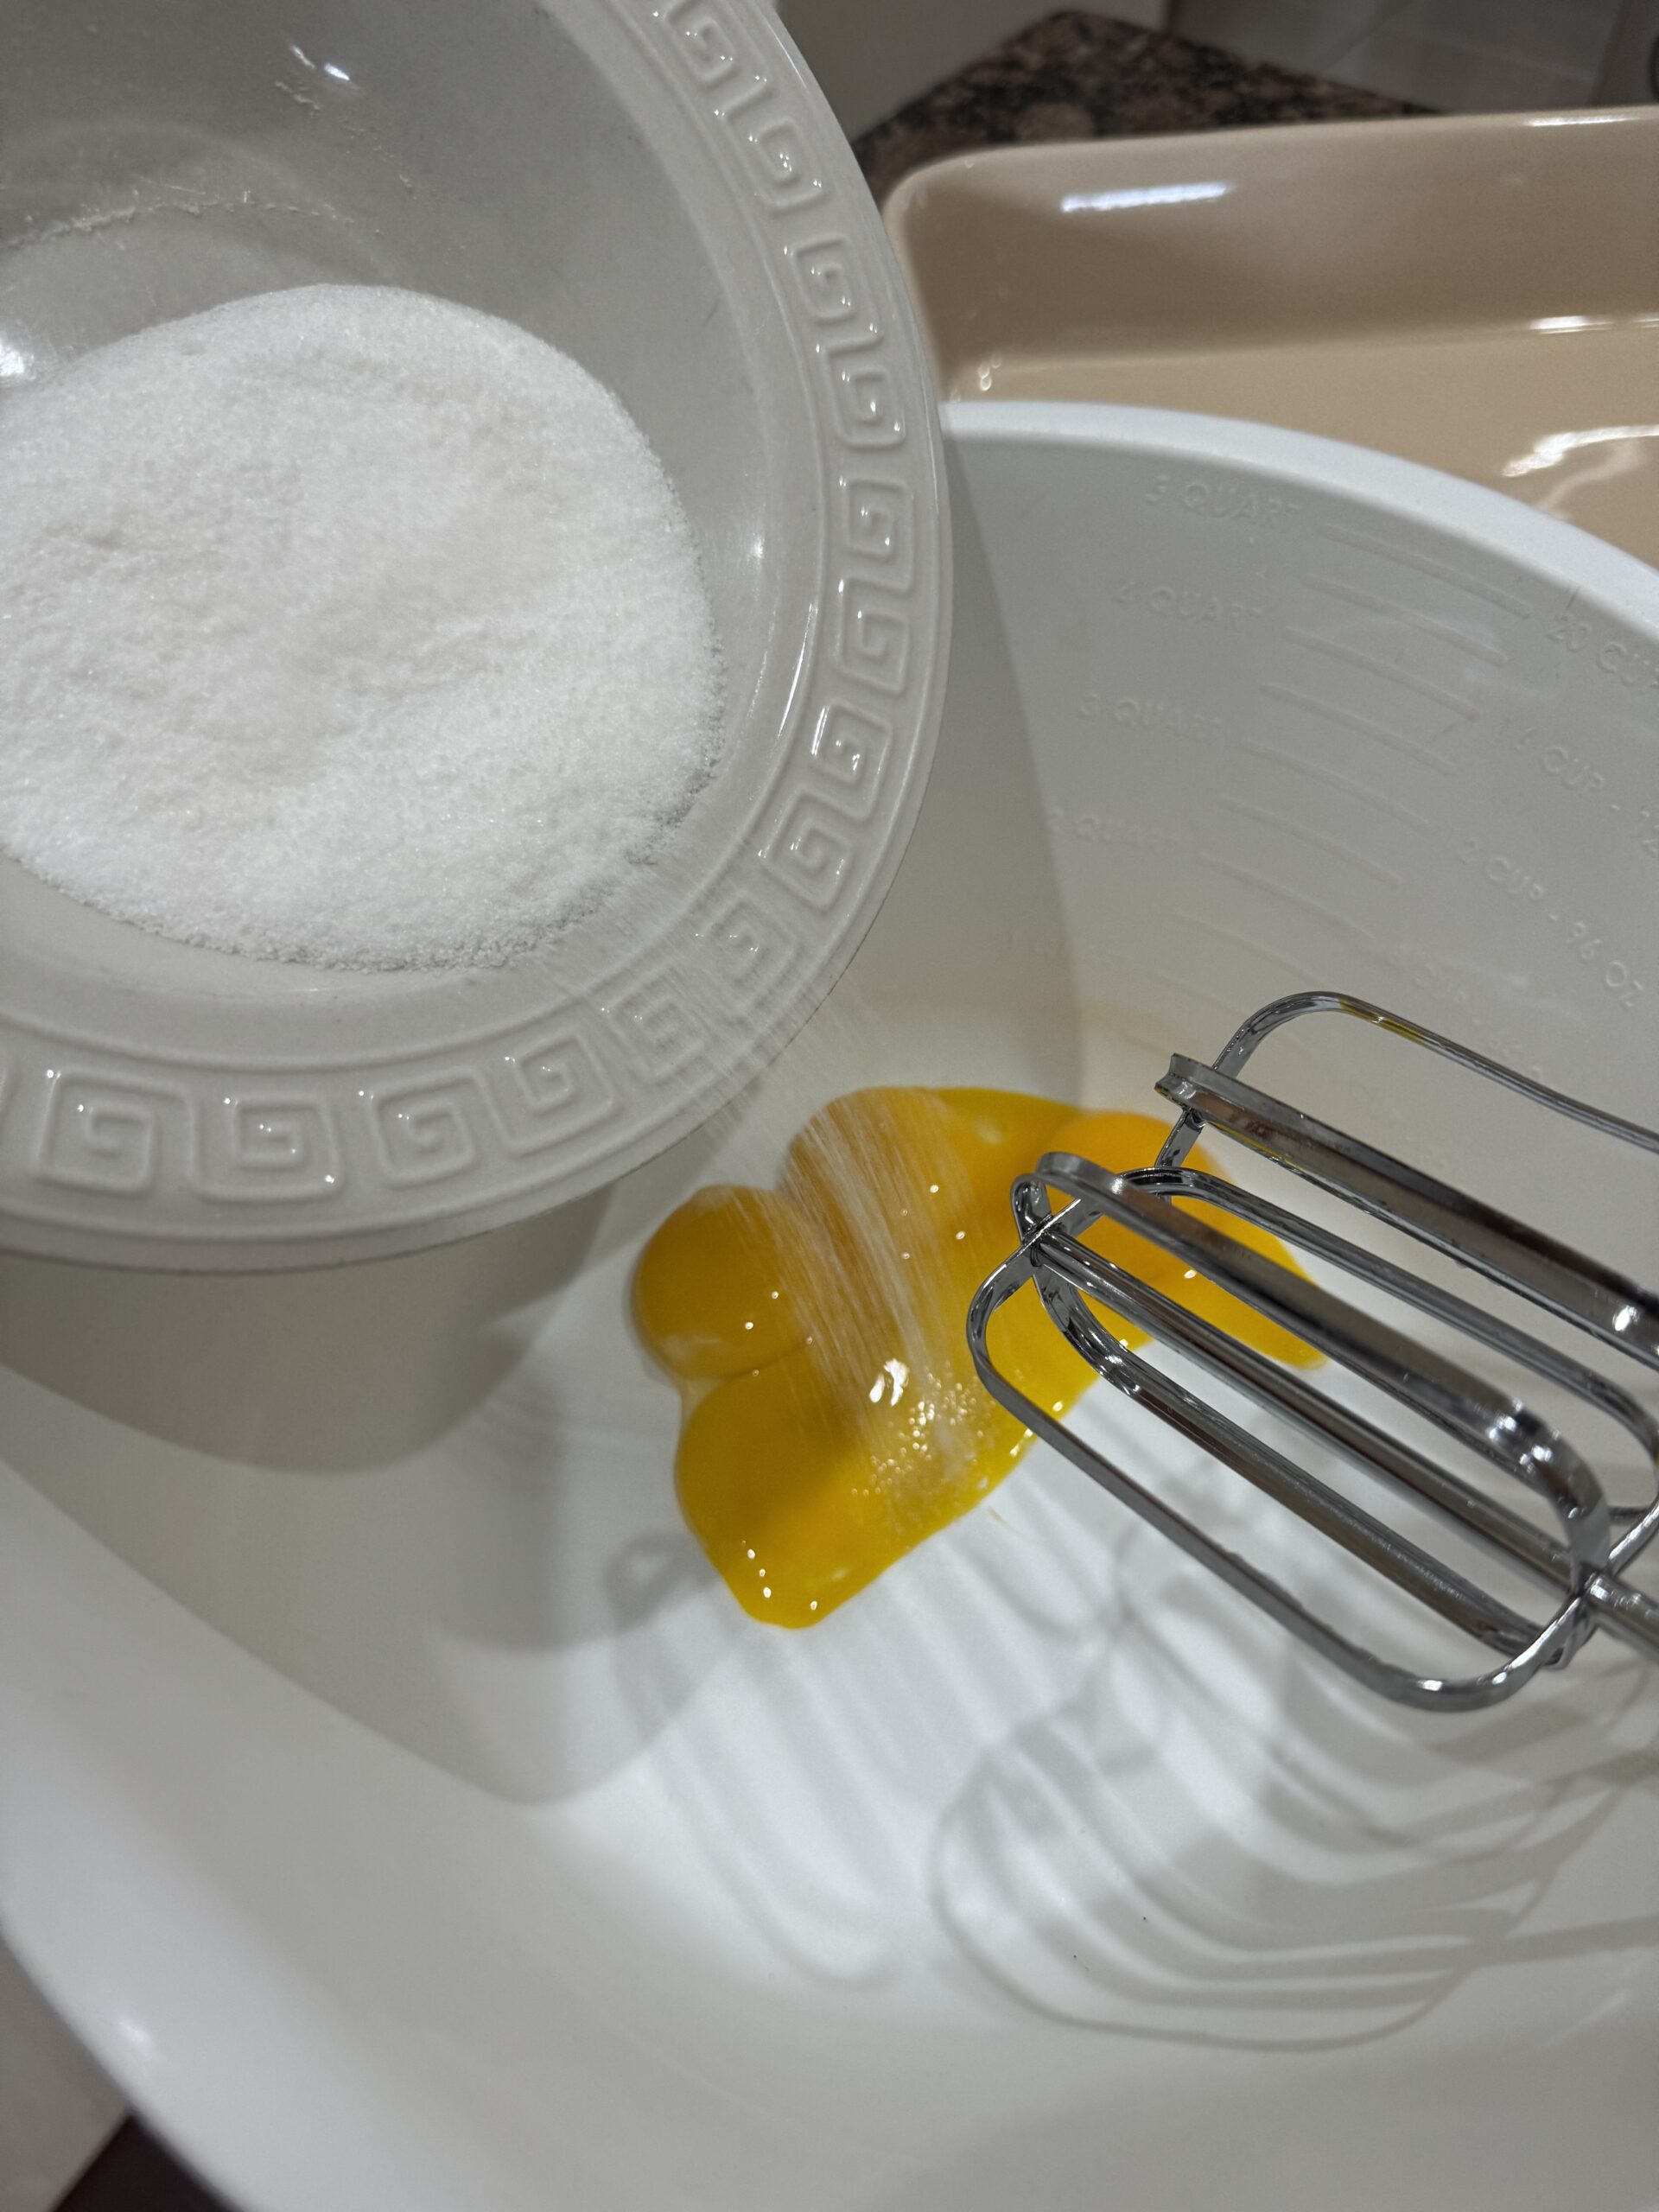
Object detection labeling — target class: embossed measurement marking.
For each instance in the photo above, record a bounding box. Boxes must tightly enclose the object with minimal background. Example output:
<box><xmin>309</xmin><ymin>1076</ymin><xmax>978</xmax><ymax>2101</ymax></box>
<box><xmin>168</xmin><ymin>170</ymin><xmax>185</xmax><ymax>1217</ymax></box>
<box><xmin>1306</xmin><ymin>575</ymin><xmax>1510</xmax><ymax>667</ymax></box>
<box><xmin>1315</xmin><ymin>520</ymin><xmax>1534</xmax><ymax>620</ymax></box>
<box><xmin>1237</xmin><ymin>735</ymin><xmax>1433</xmax><ymax>833</ymax></box>
<box><xmin>1217</xmin><ymin>796</ymin><xmax>1404</xmax><ymax>886</ymax></box>
<box><xmin>1283</xmin><ymin>626</ymin><xmax>1480</xmax><ymax>718</ymax></box>
<box><xmin>1545</xmin><ymin>604</ymin><xmax>1659</xmax><ymax>690</ymax></box>
<box><xmin>1260</xmin><ymin>682</ymin><xmax>1459</xmax><ymax>774</ymax></box>
<box><xmin>1448</xmin><ymin>833</ymin><xmax>1646</xmax><ymax>1010</ymax></box>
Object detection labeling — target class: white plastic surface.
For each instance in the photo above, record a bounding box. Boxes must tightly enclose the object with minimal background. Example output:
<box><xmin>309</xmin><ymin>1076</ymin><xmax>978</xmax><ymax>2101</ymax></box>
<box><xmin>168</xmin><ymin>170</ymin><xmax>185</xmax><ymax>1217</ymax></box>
<box><xmin>0</xmin><ymin>0</ymin><xmax>947</xmax><ymax>1269</ymax></box>
<box><xmin>1</xmin><ymin>406</ymin><xmax>1656</xmax><ymax>2212</ymax></box>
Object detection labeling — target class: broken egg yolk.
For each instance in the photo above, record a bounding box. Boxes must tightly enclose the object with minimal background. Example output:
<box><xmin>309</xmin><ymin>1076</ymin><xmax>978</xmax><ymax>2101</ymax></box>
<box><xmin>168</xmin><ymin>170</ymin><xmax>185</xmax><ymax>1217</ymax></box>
<box><xmin>633</xmin><ymin>1088</ymin><xmax>1318</xmax><ymax>1627</ymax></box>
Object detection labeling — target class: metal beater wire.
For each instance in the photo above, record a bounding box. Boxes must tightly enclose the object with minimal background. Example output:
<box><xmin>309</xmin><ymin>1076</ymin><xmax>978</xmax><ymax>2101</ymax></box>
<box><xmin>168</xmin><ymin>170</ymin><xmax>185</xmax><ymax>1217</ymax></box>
<box><xmin>967</xmin><ymin>992</ymin><xmax>1659</xmax><ymax>1712</ymax></box>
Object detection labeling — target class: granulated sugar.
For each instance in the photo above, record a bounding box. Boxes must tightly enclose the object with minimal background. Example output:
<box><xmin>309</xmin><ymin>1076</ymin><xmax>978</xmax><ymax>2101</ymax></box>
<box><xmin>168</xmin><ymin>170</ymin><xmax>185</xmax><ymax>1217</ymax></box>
<box><xmin>0</xmin><ymin>284</ymin><xmax>722</xmax><ymax>968</ymax></box>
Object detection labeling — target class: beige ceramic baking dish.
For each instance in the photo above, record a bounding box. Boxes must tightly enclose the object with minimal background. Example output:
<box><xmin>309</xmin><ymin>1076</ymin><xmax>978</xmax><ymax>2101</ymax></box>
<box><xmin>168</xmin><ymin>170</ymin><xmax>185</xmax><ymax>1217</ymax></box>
<box><xmin>885</xmin><ymin>108</ymin><xmax>1659</xmax><ymax>565</ymax></box>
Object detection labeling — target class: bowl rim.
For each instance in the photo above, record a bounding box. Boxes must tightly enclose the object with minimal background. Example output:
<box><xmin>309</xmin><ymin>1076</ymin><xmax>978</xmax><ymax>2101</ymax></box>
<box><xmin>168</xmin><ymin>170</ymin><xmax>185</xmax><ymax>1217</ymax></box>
<box><xmin>945</xmin><ymin>396</ymin><xmax>1659</xmax><ymax>631</ymax></box>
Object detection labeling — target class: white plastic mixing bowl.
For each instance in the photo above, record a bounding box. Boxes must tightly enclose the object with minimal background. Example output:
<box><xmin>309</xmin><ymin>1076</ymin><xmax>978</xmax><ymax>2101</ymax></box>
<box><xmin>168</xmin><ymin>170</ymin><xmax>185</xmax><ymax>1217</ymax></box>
<box><xmin>2</xmin><ymin>405</ymin><xmax>1656</xmax><ymax>2212</ymax></box>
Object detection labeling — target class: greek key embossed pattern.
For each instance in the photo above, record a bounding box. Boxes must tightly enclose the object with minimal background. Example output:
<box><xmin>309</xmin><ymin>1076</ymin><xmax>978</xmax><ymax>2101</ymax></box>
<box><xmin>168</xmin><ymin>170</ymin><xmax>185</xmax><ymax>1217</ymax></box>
<box><xmin>0</xmin><ymin>0</ymin><xmax>945</xmax><ymax>1265</ymax></box>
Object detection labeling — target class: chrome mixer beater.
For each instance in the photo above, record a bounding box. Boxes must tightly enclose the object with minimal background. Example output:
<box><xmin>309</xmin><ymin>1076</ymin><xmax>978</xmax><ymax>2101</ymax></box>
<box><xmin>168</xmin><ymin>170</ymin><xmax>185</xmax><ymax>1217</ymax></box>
<box><xmin>968</xmin><ymin>991</ymin><xmax>1659</xmax><ymax>1711</ymax></box>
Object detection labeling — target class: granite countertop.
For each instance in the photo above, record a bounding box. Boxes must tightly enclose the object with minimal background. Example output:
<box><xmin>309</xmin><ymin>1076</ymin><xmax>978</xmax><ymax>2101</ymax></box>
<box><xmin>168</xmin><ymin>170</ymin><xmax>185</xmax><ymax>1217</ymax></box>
<box><xmin>854</xmin><ymin>10</ymin><xmax>1426</xmax><ymax>201</ymax></box>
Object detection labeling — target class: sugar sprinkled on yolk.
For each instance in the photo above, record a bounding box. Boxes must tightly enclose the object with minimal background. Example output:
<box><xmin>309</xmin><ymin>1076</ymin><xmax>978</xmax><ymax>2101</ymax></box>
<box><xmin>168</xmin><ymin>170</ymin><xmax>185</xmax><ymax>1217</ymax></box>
<box><xmin>632</xmin><ymin>1184</ymin><xmax>823</xmax><ymax>1381</ymax></box>
<box><xmin>633</xmin><ymin>1088</ymin><xmax>1319</xmax><ymax>1627</ymax></box>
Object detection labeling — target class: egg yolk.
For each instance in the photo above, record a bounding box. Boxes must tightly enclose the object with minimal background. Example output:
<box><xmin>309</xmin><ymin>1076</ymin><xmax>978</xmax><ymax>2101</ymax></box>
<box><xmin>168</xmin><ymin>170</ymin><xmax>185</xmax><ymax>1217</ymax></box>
<box><xmin>632</xmin><ymin>1088</ymin><xmax>1318</xmax><ymax>1627</ymax></box>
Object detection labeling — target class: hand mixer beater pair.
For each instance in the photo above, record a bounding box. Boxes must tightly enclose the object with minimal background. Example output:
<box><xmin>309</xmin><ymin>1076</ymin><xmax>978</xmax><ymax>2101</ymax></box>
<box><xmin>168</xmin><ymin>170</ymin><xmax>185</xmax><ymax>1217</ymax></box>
<box><xmin>969</xmin><ymin>991</ymin><xmax>1659</xmax><ymax>1712</ymax></box>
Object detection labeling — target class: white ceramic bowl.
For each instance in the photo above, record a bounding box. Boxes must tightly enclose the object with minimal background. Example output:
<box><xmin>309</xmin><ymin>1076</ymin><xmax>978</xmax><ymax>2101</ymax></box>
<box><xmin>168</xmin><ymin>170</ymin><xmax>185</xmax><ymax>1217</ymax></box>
<box><xmin>0</xmin><ymin>0</ymin><xmax>948</xmax><ymax>1270</ymax></box>
<box><xmin>2</xmin><ymin>407</ymin><xmax>1656</xmax><ymax>2212</ymax></box>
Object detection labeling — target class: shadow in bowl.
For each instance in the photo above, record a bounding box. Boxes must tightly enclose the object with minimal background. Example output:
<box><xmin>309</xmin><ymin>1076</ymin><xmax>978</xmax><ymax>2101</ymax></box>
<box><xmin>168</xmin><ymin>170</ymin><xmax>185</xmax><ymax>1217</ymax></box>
<box><xmin>0</xmin><ymin>1198</ymin><xmax>605</xmax><ymax>1471</ymax></box>
<box><xmin>929</xmin><ymin>1445</ymin><xmax>1659</xmax><ymax>2055</ymax></box>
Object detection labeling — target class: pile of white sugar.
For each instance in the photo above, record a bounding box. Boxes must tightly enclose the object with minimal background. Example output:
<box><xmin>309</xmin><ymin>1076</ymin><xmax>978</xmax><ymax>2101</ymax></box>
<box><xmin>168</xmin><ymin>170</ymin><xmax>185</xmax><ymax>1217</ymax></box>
<box><xmin>0</xmin><ymin>284</ymin><xmax>722</xmax><ymax>968</ymax></box>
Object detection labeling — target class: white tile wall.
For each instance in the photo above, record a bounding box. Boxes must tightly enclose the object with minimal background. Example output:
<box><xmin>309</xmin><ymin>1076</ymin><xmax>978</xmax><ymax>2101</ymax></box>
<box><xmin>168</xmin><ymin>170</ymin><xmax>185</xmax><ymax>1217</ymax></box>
<box><xmin>1177</xmin><ymin>0</ymin><xmax>1406</xmax><ymax>70</ymax></box>
<box><xmin>1390</xmin><ymin>0</ymin><xmax>1621</xmax><ymax>75</ymax></box>
<box><xmin>1172</xmin><ymin>0</ymin><xmax>1622</xmax><ymax>105</ymax></box>
<box><xmin>1332</xmin><ymin>21</ymin><xmax>1599</xmax><ymax>104</ymax></box>
<box><xmin>1592</xmin><ymin>0</ymin><xmax>1659</xmax><ymax>98</ymax></box>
